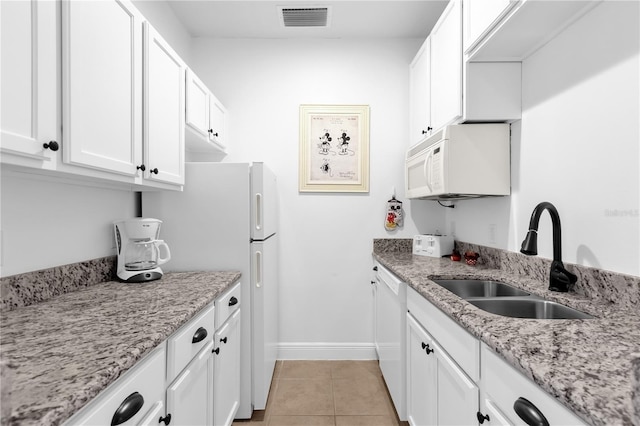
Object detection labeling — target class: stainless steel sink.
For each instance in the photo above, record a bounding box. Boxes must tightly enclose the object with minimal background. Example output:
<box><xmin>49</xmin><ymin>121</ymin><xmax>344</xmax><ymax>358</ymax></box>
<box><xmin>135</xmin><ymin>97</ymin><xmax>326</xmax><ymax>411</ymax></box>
<box><xmin>432</xmin><ymin>279</ymin><xmax>531</xmax><ymax>298</ymax></box>
<box><xmin>467</xmin><ymin>298</ymin><xmax>594</xmax><ymax>319</ymax></box>
<box><xmin>431</xmin><ymin>278</ymin><xmax>594</xmax><ymax>319</ymax></box>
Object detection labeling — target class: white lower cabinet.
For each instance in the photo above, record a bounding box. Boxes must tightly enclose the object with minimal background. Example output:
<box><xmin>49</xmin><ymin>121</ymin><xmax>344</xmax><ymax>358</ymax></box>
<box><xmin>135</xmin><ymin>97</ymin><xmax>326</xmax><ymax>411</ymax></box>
<box><xmin>213</xmin><ymin>282</ymin><xmax>242</xmax><ymax>426</ymax></box>
<box><xmin>64</xmin><ymin>283</ymin><xmax>244</xmax><ymax>426</ymax></box>
<box><xmin>65</xmin><ymin>345</ymin><xmax>167</xmax><ymax>426</ymax></box>
<box><xmin>480</xmin><ymin>343</ymin><xmax>585</xmax><ymax>426</ymax></box>
<box><xmin>166</xmin><ymin>340</ymin><xmax>214</xmax><ymax>425</ymax></box>
<box><xmin>407</xmin><ymin>312</ymin><xmax>478</xmax><ymax>426</ymax></box>
<box><xmin>404</xmin><ymin>285</ymin><xmax>586</xmax><ymax>426</ymax></box>
<box><xmin>213</xmin><ymin>309</ymin><xmax>241</xmax><ymax>426</ymax></box>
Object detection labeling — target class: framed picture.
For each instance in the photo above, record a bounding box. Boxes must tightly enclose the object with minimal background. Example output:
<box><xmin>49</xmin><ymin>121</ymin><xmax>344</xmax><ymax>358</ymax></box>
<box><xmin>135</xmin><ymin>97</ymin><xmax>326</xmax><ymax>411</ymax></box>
<box><xmin>299</xmin><ymin>104</ymin><xmax>370</xmax><ymax>193</ymax></box>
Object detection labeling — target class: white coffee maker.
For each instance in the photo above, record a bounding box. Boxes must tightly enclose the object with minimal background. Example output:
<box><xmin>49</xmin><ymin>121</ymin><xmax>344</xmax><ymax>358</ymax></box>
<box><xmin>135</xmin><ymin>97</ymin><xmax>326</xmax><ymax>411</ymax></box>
<box><xmin>113</xmin><ymin>218</ymin><xmax>171</xmax><ymax>282</ymax></box>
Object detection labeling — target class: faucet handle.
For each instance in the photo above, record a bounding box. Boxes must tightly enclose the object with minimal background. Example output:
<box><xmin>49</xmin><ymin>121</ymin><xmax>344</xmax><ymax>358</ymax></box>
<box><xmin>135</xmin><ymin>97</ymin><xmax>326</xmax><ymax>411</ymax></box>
<box><xmin>549</xmin><ymin>260</ymin><xmax>577</xmax><ymax>292</ymax></box>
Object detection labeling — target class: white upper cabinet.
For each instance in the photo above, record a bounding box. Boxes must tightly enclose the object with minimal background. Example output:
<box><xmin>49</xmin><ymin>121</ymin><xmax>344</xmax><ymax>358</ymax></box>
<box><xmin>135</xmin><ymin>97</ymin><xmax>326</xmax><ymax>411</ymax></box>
<box><xmin>430</xmin><ymin>0</ymin><xmax>463</xmax><ymax>132</ymax></box>
<box><xmin>186</xmin><ymin>69</ymin><xmax>211</xmax><ymax>139</ymax></box>
<box><xmin>465</xmin><ymin>0</ymin><xmax>601</xmax><ymax>61</ymax></box>
<box><xmin>62</xmin><ymin>0</ymin><xmax>143</xmax><ymax>177</ymax></box>
<box><xmin>1</xmin><ymin>0</ymin><xmax>59</xmax><ymax>168</ymax></box>
<box><xmin>143</xmin><ymin>22</ymin><xmax>186</xmax><ymax>186</ymax></box>
<box><xmin>185</xmin><ymin>69</ymin><xmax>228</xmax><ymax>157</ymax></box>
<box><xmin>409</xmin><ymin>0</ymin><xmax>521</xmax><ymax>136</ymax></box>
<box><xmin>408</xmin><ymin>37</ymin><xmax>431</xmax><ymax>146</ymax></box>
<box><xmin>208</xmin><ymin>94</ymin><xmax>227</xmax><ymax>149</ymax></box>
<box><xmin>61</xmin><ymin>0</ymin><xmax>185</xmax><ymax>189</ymax></box>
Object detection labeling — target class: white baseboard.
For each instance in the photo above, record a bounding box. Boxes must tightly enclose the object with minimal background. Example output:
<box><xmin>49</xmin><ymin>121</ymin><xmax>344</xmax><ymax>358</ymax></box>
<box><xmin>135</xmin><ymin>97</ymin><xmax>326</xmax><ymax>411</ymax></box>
<box><xmin>277</xmin><ymin>342</ymin><xmax>378</xmax><ymax>360</ymax></box>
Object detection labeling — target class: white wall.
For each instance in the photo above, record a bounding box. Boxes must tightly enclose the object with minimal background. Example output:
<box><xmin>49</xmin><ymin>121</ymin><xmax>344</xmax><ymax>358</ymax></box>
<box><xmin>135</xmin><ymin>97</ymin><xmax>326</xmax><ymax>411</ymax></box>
<box><xmin>0</xmin><ymin>171</ymin><xmax>136</xmax><ymax>277</ymax></box>
<box><xmin>191</xmin><ymin>37</ymin><xmax>444</xmax><ymax>358</ymax></box>
<box><xmin>447</xmin><ymin>1</ymin><xmax>640</xmax><ymax>277</ymax></box>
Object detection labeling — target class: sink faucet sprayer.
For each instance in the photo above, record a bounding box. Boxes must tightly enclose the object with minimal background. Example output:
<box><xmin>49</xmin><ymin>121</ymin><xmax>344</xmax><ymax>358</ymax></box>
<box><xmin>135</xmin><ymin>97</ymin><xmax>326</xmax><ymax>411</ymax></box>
<box><xmin>520</xmin><ymin>202</ymin><xmax>577</xmax><ymax>292</ymax></box>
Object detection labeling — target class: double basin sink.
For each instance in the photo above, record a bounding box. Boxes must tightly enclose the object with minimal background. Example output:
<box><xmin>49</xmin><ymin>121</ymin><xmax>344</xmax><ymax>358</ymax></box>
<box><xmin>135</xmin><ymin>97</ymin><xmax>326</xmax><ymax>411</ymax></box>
<box><xmin>432</xmin><ymin>279</ymin><xmax>593</xmax><ymax>319</ymax></box>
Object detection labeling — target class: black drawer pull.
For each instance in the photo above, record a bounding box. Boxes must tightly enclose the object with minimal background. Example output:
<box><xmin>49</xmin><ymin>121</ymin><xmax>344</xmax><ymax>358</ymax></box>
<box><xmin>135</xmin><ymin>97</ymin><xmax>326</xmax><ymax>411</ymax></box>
<box><xmin>220</xmin><ymin>336</ymin><xmax>228</xmax><ymax>344</ymax></box>
<box><xmin>159</xmin><ymin>413</ymin><xmax>172</xmax><ymax>425</ymax></box>
<box><xmin>228</xmin><ymin>296</ymin><xmax>238</xmax><ymax>306</ymax></box>
<box><xmin>513</xmin><ymin>397</ymin><xmax>549</xmax><ymax>426</ymax></box>
<box><xmin>212</xmin><ymin>347</ymin><xmax>220</xmax><ymax>355</ymax></box>
<box><xmin>111</xmin><ymin>392</ymin><xmax>144</xmax><ymax>426</ymax></box>
<box><xmin>192</xmin><ymin>327</ymin><xmax>208</xmax><ymax>344</ymax></box>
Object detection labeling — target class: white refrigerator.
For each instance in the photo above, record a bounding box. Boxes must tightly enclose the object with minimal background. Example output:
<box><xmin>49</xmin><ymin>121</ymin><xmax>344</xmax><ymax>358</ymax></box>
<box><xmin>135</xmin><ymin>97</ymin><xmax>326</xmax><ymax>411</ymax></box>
<box><xmin>142</xmin><ymin>162</ymin><xmax>279</xmax><ymax>418</ymax></box>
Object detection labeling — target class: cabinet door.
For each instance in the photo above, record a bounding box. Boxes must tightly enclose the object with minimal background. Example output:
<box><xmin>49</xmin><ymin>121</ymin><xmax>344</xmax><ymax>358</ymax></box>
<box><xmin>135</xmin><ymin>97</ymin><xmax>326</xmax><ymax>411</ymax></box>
<box><xmin>166</xmin><ymin>341</ymin><xmax>214</xmax><ymax>426</ymax></box>
<box><xmin>213</xmin><ymin>309</ymin><xmax>241</xmax><ymax>426</ymax></box>
<box><xmin>1</xmin><ymin>0</ymin><xmax>58</xmax><ymax>166</ymax></box>
<box><xmin>430</xmin><ymin>0</ymin><xmax>462</xmax><ymax>131</ymax></box>
<box><xmin>479</xmin><ymin>396</ymin><xmax>513</xmax><ymax>426</ymax></box>
<box><xmin>406</xmin><ymin>314</ymin><xmax>437</xmax><ymax>426</ymax></box>
<box><xmin>409</xmin><ymin>37</ymin><xmax>431</xmax><ymax>146</ymax></box>
<box><xmin>143</xmin><ymin>22</ymin><xmax>185</xmax><ymax>186</ymax></box>
<box><xmin>185</xmin><ymin>69</ymin><xmax>210</xmax><ymax>138</ymax></box>
<box><xmin>62</xmin><ymin>0</ymin><xmax>142</xmax><ymax>176</ymax></box>
<box><xmin>209</xmin><ymin>93</ymin><xmax>227</xmax><ymax>149</ymax></box>
<box><xmin>434</xmin><ymin>338</ymin><xmax>479</xmax><ymax>425</ymax></box>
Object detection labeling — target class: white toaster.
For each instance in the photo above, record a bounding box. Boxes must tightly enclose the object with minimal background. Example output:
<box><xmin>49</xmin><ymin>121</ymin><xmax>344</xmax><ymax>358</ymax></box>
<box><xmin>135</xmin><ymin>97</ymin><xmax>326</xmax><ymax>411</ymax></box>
<box><xmin>412</xmin><ymin>234</ymin><xmax>455</xmax><ymax>257</ymax></box>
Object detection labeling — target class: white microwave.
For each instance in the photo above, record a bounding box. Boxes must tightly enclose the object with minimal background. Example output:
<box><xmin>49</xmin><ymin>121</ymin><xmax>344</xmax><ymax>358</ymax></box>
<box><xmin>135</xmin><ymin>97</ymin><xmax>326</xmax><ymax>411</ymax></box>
<box><xmin>405</xmin><ymin>124</ymin><xmax>511</xmax><ymax>200</ymax></box>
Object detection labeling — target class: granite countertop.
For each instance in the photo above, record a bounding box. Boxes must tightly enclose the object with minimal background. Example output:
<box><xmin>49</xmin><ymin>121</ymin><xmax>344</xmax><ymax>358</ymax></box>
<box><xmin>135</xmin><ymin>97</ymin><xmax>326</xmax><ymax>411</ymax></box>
<box><xmin>373</xmin><ymin>251</ymin><xmax>640</xmax><ymax>426</ymax></box>
<box><xmin>0</xmin><ymin>271</ymin><xmax>241</xmax><ymax>426</ymax></box>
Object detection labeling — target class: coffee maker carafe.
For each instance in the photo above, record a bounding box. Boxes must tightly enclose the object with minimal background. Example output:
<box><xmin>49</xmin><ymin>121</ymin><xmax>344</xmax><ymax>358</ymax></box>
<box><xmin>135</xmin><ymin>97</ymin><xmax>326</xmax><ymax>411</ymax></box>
<box><xmin>114</xmin><ymin>218</ymin><xmax>171</xmax><ymax>282</ymax></box>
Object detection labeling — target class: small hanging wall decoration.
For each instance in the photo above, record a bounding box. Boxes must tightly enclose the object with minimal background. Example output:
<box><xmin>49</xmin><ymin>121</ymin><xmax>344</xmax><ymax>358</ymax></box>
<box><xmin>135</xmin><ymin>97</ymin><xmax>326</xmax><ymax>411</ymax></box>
<box><xmin>385</xmin><ymin>196</ymin><xmax>404</xmax><ymax>231</ymax></box>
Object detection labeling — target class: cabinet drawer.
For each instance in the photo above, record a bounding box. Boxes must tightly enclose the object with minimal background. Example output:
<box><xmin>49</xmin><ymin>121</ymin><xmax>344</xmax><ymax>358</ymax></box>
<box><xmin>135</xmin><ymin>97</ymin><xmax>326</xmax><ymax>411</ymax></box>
<box><xmin>481</xmin><ymin>344</ymin><xmax>585</xmax><ymax>425</ymax></box>
<box><xmin>407</xmin><ymin>286</ymin><xmax>479</xmax><ymax>381</ymax></box>
<box><xmin>167</xmin><ymin>302</ymin><xmax>215</xmax><ymax>383</ymax></box>
<box><xmin>65</xmin><ymin>344</ymin><xmax>166</xmax><ymax>425</ymax></box>
<box><xmin>215</xmin><ymin>281</ymin><xmax>241</xmax><ymax>328</ymax></box>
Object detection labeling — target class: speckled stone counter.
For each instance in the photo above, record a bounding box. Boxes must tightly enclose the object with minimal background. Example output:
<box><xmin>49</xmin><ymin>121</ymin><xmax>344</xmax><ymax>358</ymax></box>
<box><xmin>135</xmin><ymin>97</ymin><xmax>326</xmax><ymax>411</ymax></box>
<box><xmin>0</xmin><ymin>271</ymin><xmax>241</xmax><ymax>426</ymax></box>
<box><xmin>373</xmin><ymin>248</ymin><xmax>640</xmax><ymax>426</ymax></box>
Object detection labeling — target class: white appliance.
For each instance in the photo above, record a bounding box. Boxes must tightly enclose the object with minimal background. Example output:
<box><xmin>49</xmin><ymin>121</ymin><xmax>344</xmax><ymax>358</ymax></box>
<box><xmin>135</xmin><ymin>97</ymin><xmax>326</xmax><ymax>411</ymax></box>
<box><xmin>113</xmin><ymin>218</ymin><xmax>171</xmax><ymax>282</ymax></box>
<box><xmin>373</xmin><ymin>261</ymin><xmax>407</xmax><ymax>421</ymax></box>
<box><xmin>405</xmin><ymin>123</ymin><xmax>510</xmax><ymax>200</ymax></box>
<box><xmin>412</xmin><ymin>234</ymin><xmax>454</xmax><ymax>257</ymax></box>
<box><xmin>142</xmin><ymin>162</ymin><xmax>278</xmax><ymax>419</ymax></box>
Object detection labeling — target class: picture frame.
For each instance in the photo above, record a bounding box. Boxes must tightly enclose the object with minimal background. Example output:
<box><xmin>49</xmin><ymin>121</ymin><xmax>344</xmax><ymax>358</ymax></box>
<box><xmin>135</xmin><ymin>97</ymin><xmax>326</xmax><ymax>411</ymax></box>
<box><xmin>299</xmin><ymin>104</ymin><xmax>370</xmax><ymax>193</ymax></box>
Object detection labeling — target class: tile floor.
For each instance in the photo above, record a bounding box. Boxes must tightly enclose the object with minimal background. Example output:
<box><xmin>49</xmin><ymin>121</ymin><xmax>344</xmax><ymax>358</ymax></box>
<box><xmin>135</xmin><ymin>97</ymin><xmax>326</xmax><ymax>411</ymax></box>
<box><xmin>232</xmin><ymin>360</ymin><xmax>404</xmax><ymax>426</ymax></box>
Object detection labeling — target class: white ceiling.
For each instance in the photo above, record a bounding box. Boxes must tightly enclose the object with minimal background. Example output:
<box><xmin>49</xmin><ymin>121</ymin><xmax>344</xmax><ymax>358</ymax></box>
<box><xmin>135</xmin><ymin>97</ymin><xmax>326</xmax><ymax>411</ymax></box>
<box><xmin>166</xmin><ymin>0</ymin><xmax>449</xmax><ymax>39</ymax></box>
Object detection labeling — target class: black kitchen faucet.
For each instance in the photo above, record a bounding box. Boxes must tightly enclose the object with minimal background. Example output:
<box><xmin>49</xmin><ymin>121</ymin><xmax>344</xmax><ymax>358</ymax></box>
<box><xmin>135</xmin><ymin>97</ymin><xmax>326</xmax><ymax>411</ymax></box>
<box><xmin>520</xmin><ymin>201</ymin><xmax>577</xmax><ymax>292</ymax></box>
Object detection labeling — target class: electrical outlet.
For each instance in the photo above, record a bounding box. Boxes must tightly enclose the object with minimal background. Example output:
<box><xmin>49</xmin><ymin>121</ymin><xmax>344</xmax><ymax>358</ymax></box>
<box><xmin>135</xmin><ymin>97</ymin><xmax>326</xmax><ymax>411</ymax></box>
<box><xmin>489</xmin><ymin>224</ymin><xmax>497</xmax><ymax>244</ymax></box>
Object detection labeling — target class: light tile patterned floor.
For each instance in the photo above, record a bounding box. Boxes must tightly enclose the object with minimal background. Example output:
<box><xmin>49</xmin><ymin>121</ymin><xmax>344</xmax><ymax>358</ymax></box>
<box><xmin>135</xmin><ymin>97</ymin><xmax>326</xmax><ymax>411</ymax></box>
<box><xmin>232</xmin><ymin>360</ymin><xmax>404</xmax><ymax>426</ymax></box>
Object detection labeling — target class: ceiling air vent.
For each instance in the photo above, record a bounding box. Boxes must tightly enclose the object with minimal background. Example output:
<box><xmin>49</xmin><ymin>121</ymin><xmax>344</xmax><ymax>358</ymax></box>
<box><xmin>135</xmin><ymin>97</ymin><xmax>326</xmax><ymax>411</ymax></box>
<box><xmin>279</xmin><ymin>6</ymin><xmax>331</xmax><ymax>28</ymax></box>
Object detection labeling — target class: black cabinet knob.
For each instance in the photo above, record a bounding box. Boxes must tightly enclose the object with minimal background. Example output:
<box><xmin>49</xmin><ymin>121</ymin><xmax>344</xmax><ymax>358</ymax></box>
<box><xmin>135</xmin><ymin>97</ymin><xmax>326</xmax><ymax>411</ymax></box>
<box><xmin>228</xmin><ymin>296</ymin><xmax>238</xmax><ymax>306</ymax></box>
<box><xmin>421</xmin><ymin>342</ymin><xmax>434</xmax><ymax>354</ymax></box>
<box><xmin>220</xmin><ymin>336</ymin><xmax>228</xmax><ymax>344</ymax></box>
<box><xmin>111</xmin><ymin>392</ymin><xmax>144</xmax><ymax>426</ymax></box>
<box><xmin>513</xmin><ymin>397</ymin><xmax>549</xmax><ymax>426</ymax></box>
<box><xmin>43</xmin><ymin>141</ymin><xmax>59</xmax><ymax>151</ymax></box>
<box><xmin>158</xmin><ymin>414</ymin><xmax>172</xmax><ymax>425</ymax></box>
<box><xmin>477</xmin><ymin>411</ymin><xmax>490</xmax><ymax>424</ymax></box>
<box><xmin>373</xmin><ymin>266</ymin><xmax>378</xmax><ymax>271</ymax></box>
<box><xmin>192</xmin><ymin>327</ymin><xmax>208</xmax><ymax>344</ymax></box>
<box><xmin>150</xmin><ymin>168</ymin><xmax>159</xmax><ymax>175</ymax></box>
<box><xmin>137</xmin><ymin>164</ymin><xmax>146</xmax><ymax>172</ymax></box>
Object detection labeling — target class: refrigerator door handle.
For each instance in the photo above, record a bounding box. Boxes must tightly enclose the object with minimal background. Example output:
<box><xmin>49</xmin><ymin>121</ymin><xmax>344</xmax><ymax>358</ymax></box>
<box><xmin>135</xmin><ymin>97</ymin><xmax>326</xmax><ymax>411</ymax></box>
<box><xmin>255</xmin><ymin>250</ymin><xmax>262</xmax><ymax>288</ymax></box>
<box><xmin>255</xmin><ymin>193</ymin><xmax>263</xmax><ymax>231</ymax></box>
